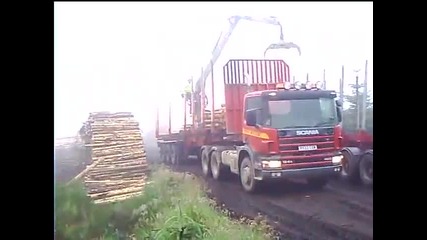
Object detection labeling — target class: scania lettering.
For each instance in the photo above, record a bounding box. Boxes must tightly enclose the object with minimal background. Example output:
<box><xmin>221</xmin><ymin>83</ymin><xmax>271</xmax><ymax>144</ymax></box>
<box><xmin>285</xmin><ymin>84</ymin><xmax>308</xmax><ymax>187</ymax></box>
<box><xmin>296</xmin><ymin>130</ymin><xmax>320</xmax><ymax>136</ymax></box>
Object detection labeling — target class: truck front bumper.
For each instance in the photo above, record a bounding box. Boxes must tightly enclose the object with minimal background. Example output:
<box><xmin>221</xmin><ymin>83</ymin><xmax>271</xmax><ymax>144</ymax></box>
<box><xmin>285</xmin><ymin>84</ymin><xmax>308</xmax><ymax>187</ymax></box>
<box><xmin>254</xmin><ymin>165</ymin><xmax>342</xmax><ymax>181</ymax></box>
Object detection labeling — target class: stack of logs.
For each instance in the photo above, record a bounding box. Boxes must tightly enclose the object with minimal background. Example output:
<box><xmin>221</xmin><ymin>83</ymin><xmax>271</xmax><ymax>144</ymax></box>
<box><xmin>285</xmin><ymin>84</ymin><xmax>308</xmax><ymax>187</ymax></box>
<box><xmin>76</xmin><ymin>112</ymin><xmax>149</xmax><ymax>204</ymax></box>
<box><xmin>192</xmin><ymin>104</ymin><xmax>226</xmax><ymax>129</ymax></box>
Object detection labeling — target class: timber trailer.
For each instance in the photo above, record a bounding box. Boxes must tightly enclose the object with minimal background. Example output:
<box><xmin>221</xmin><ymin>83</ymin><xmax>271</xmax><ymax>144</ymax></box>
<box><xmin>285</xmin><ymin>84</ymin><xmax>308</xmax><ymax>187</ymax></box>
<box><xmin>339</xmin><ymin>65</ymin><xmax>373</xmax><ymax>187</ymax></box>
<box><xmin>156</xmin><ymin>16</ymin><xmax>344</xmax><ymax>193</ymax></box>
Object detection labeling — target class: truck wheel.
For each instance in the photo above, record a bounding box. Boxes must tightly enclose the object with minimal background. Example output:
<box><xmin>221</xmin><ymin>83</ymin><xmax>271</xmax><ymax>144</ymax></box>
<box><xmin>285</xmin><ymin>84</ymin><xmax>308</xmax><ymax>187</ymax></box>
<box><xmin>210</xmin><ymin>151</ymin><xmax>228</xmax><ymax>181</ymax></box>
<box><xmin>165</xmin><ymin>145</ymin><xmax>172</xmax><ymax>164</ymax></box>
<box><xmin>341</xmin><ymin>150</ymin><xmax>360</xmax><ymax>184</ymax></box>
<box><xmin>160</xmin><ymin>145</ymin><xmax>168</xmax><ymax>164</ymax></box>
<box><xmin>240</xmin><ymin>157</ymin><xmax>259</xmax><ymax>193</ymax></box>
<box><xmin>170</xmin><ymin>145</ymin><xmax>178</xmax><ymax>166</ymax></box>
<box><xmin>158</xmin><ymin>146</ymin><xmax>163</xmax><ymax>163</ymax></box>
<box><xmin>201</xmin><ymin>149</ymin><xmax>211</xmax><ymax>177</ymax></box>
<box><xmin>170</xmin><ymin>152</ymin><xmax>177</xmax><ymax>165</ymax></box>
<box><xmin>359</xmin><ymin>153</ymin><xmax>373</xmax><ymax>187</ymax></box>
<box><xmin>307</xmin><ymin>177</ymin><xmax>329</xmax><ymax>189</ymax></box>
<box><xmin>160</xmin><ymin>152</ymin><xmax>167</xmax><ymax>164</ymax></box>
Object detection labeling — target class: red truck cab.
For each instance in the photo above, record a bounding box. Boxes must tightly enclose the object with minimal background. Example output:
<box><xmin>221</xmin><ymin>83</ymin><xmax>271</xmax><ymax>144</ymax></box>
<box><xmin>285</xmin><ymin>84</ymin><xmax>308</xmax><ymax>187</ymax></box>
<box><xmin>219</xmin><ymin>60</ymin><xmax>343</xmax><ymax>192</ymax></box>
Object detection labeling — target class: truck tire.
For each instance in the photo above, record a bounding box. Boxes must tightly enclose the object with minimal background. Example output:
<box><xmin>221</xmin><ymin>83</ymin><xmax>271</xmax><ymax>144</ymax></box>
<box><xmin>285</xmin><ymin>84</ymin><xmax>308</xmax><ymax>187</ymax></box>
<box><xmin>201</xmin><ymin>149</ymin><xmax>211</xmax><ymax>177</ymax></box>
<box><xmin>239</xmin><ymin>157</ymin><xmax>259</xmax><ymax>193</ymax></box>
<box><xmin>166</xmin><ymin>144</ymin><xmax>172</xmax><ymax>164</ymax></box>
<box><xmin>170</xmin><ymin>144</ymin><xmax>178</xmax><ymax>166</ymax></box>
<box><xmin>160</xmin><ymin>145</ymin><xmax>168</xmax><ymax>164</ymax></box>
<box><xmin>160</xmin><ymin>152</ymin><xmax>167</xmax><ymax>164</ymax></box>
<box><xmin>359</xmin><ymin>152</ymin><xmax>373</xmax><ymax>187</ymax></box>
<box><xmin>307</xmin><ymin>177</ymin><xmax>329</xmax><ymax>189</ymax></box>
<box><xmin>210</xmin><ymin>150</ymin><xmax>229</xmax><ymax>181</ymax></box>
<box><xmin>341</xmin><ymin>150</ymin><xmax>360</xmax><ymax>184</ymax></box>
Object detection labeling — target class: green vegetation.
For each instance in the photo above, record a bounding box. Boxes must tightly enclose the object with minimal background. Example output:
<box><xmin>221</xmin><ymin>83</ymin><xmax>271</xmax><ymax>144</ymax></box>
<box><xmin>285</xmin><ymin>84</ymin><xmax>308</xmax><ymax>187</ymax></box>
<box><xmin>55</xmin><ymin>167</ymin><xmax>273</xmax><ymax>240</ymax></box>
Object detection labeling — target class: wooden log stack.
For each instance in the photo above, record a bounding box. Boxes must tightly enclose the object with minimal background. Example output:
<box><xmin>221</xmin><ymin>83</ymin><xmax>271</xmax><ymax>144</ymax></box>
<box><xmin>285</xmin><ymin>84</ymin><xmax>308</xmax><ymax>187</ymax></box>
<box><xmin>78</xmin><ymin>112</ymin><xmax>149</xmax><ymax>204</ymax></box>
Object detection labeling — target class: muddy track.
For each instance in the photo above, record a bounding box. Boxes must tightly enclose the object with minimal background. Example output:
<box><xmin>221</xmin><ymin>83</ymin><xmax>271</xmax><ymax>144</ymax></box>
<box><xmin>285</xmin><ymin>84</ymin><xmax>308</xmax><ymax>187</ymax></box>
<box><xmin>143</xmin><ymin>139</ymin><xmax>373</xmax><ymax>240</ymax></box>
<box><xmin>171</xmin><ymin>161</ymin><xmax>372</xmax><ymax>240</ymax></box>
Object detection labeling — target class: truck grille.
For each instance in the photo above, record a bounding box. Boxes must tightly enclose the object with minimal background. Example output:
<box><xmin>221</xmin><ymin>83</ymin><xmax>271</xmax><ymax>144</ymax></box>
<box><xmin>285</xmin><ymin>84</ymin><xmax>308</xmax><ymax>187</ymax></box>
<box><xmin>279</xmin><ymin>135</ymin><xmax>335</xmax><ymax>163</ymax></box>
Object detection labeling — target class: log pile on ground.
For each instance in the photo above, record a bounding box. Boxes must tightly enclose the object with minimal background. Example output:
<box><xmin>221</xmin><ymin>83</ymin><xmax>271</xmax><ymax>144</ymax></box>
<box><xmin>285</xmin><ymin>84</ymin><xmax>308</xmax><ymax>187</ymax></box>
<box><xmin>76</xmin><ymin>112</ymin><xmax>149</xmax><ymax>204</ymax></box>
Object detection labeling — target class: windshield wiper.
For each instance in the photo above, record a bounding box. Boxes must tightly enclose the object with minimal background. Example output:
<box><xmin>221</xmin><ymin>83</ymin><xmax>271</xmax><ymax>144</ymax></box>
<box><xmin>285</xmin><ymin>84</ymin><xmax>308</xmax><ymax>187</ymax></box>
<box><xmin>313</xmin><ymin>121</ymin><xmax>335</xmax><ymax>127</ymax></box>
<box><xmin>279</xmin><ymin>125</ymin><xmax>314</xmax><ymax>129</ymax></box>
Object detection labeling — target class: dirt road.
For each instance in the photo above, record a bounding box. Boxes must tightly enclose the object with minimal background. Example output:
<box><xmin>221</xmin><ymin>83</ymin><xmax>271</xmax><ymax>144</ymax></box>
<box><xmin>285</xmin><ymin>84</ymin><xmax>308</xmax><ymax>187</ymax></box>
<box><xmin>142</xmin><ymin>135</ymin><xmax>373</xmax><ymax>240</ymax></box>
<box><xmin>171</xmin><ymin>161</ymin><xmax>373</xmax><ymax>240</ymax></box>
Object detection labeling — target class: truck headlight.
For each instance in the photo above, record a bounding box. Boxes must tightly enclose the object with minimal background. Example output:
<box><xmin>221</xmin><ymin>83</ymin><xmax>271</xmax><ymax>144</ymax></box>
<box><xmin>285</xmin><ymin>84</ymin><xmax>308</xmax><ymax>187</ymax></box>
<box><xmin>332</xmin><ymin>155</ymin><xmax>343</xmax><ymax>164</ymax></box>
<box><xmin>262</xmin><ymin>160</ymin><xmax>281</xmax><ymax>168</ymax></box>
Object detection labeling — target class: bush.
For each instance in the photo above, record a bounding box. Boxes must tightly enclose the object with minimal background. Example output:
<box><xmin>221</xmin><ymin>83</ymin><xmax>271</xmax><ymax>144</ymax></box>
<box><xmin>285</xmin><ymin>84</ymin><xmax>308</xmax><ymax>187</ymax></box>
<box><xmin>55</xmin><ymin>167</ymin><xmax>271</xmax><ymax>240</ymax></box>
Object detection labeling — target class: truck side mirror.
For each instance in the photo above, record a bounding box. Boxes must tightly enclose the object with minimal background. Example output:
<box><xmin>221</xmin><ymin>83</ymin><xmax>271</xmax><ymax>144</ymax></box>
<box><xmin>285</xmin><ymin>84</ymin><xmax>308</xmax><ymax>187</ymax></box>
<box><xmin>335</xmin><ymin>100</ymin><xmax>343</xmax><ymax>122</ymax></box>
<box><xmin>337</xmin><ymin>107</ymin><xmax>342</xmax><ymax>123</ymax></box>
<box><xmin>245</xmin><ymin>109</ymin><xmax>257</xmax><ymax>127</ymax></box>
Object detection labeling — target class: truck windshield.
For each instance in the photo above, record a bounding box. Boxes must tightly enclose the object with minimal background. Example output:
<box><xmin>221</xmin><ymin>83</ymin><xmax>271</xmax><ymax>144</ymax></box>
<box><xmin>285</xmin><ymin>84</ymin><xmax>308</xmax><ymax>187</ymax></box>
<box><xmin>265</xmin><ymin>98</ymin><xmax>337</xmax><ymax>129</ymax></box>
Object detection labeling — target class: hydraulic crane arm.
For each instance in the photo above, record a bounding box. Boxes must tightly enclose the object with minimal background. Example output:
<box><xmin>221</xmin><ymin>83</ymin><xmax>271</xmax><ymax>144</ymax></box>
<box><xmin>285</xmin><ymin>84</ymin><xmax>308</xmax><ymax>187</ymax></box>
<box><xmin>194</xmin><ymin>15</ymin><xmax>300</xmax><ymax>96</ymax></box>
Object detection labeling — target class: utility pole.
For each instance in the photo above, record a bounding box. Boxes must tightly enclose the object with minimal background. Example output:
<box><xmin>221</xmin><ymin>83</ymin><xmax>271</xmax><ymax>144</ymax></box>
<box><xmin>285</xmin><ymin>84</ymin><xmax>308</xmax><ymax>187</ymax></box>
<box><xmin>200</xmin><ymin>67</ymin><xmax>205</xmax><ymax>128</ymax></box>
<box><xmin>323</xmin><ymin>69</ymin><xmax>326</xmax><ymax>90</ymax></box>
<box><xmin>354</xmin><ymin>69</ymin><xmax>361</xmax><ymax>129</ymax></box>
<box><xmin>361</xmin><ymin>60</ymin><xmax>368</xmax><ymax>130</ymax></box>
<box><xmin>339</xmin><ymin>66</ymin><xmax>344</xmax><ymax>103</ymax></box>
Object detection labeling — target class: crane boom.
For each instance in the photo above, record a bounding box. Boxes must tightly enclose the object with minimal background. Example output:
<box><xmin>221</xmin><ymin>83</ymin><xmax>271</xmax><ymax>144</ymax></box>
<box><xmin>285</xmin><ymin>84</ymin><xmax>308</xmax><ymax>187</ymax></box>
<box><xmin>194</xmin><ymin>15</ymin><xmax>286</xmax><ymax>95</ymax></box>
<box><xmin>189</xmin><ymin>15</ymin><xmax>301</xmax><ymax>126</ymax></box>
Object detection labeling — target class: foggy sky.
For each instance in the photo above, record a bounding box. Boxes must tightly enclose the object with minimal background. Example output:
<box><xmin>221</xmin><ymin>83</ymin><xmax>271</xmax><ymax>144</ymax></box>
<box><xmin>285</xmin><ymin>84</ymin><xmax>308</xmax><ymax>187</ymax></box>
<box><xmin>54</xmin><ymin>1</ymin><xmax>373</xmax><ymax>138</ymax></box>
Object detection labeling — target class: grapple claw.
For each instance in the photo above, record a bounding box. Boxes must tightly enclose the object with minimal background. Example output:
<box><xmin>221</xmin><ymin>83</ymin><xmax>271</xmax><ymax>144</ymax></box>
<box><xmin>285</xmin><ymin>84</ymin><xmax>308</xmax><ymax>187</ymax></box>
<box><xmin>264</xmin><ymin>41</ymin><xmax>301</xmax><ymax>57</ymax></box>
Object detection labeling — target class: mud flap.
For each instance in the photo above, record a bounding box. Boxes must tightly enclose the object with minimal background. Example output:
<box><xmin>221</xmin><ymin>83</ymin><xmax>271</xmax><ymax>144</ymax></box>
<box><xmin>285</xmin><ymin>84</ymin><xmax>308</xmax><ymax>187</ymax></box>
<box><xmin>253</xmin><ymin>169</ymin><xmax>264</xmax><ymax>181</ymax></box>
<box><xmin>359</xmin><ymin>152</ymin><xmax>373</xmax><ymax>187</ymax></box>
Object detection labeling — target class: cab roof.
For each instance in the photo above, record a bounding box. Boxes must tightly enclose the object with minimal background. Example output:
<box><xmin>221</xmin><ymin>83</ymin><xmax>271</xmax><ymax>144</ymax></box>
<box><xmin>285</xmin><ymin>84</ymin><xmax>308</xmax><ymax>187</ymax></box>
<box><xmin>246</xmin><ymin>89</ymin><xmax>337</xmax><ymax>99</ymax></box>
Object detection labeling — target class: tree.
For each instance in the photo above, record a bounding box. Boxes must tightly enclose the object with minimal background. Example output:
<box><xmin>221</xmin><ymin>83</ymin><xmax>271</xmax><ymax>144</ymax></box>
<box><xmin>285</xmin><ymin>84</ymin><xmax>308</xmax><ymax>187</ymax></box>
<box><xmin>342</xmin><ymin>83</ymin><xmax>373</xmax><ymax>133</ymax></box>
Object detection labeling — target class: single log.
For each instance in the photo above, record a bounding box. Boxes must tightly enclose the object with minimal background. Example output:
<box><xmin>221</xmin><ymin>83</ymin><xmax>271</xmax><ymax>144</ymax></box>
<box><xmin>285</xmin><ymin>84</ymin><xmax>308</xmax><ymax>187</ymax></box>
<box><xmin>85</xmin><ymin>178</ymin><xmax>147</xmax><ymax>184</ymax></box>
<box><xmin>88</xmin><ymin>184</ymin><xmax>148</xmax><ymax>199</ymax></box>
<box><xmin>91</xmin><ymin>123</ymin><xmax>140</xmax><ymax>127</ymax></box>
<box><xmin>86</xmin><ymin>182</ymin><xmax>148</xmax><ymax>194</ymax></box>
<box><xmin>92</xmin><ymin>154</ymin><xmax>146</xmax><ymax>162</ymax></box>
<box><xmin>86</xmin><ymin>170</ymin><xmax>149</xmax><ymax>179</ymax></box>
<box><xmin>85</xmin><ymin>179</ymin><xmax>144</xmax><ymax>184</ymax></box>
<box><xmin>91</xmin><ymin>150</ymin><xmax>145</xmax><ymax>158</ymax></box>
<box><xmin>92</xmin><ymin>137</ymin><xmax>143</xmax><ymax>142</ymax></box>
<box><xmin>87</xmin><ymin>142</ymin><xmax>143</xmax><ymax>148</ymax></box>
<box><xmin>93</xmin><ymin>191</ymin><xmax>144</xmax><ymax>204</ymax></box>
<box><xmin>96</xmin><ymin>161</ymin><xmax>148</xmax><ymax>169</ymax></box>
<box><xmin>88</xmin><ymin>164</ymin><xmax>148</xmax><ymax>173</ymax></box>
<box><xmin>87</xmin><ymin>172</ymin><xmax>148</xmax><ymax>180</ymax></box>
<box><xmin>67</xmin><ymin>157</ymin><xmax>107</xmax><ymax>185</ymax></box>
<box><xmin>93</xmin><ymin>157</ymin><xmax>147</xmax><ymax>165</ymax></box>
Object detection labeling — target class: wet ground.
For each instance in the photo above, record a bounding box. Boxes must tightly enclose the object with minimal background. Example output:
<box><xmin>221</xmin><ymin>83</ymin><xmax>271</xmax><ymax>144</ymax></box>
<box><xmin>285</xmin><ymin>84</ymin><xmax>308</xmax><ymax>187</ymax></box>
<box><xmin>143</xmin><ymin>135</ymin><xmax>373</xmax><ymax>240</ymax></box>
<box><xmin>57</xmin><ymin>135</ymin><xmax>373</xmax><ymax>240</ymax></box>
<box><xmin>170</xmin><ymin>162</ymin><xmax>372</xmax><ymax>240</ymax></box>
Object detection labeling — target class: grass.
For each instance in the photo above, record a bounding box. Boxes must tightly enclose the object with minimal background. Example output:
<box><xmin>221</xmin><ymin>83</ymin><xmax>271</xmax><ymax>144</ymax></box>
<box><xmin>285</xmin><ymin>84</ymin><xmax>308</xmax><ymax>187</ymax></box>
<box><xmin>55</xmin><ymin>167</ymin><xmax>274</xmax><ymax>240</ymax></box>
